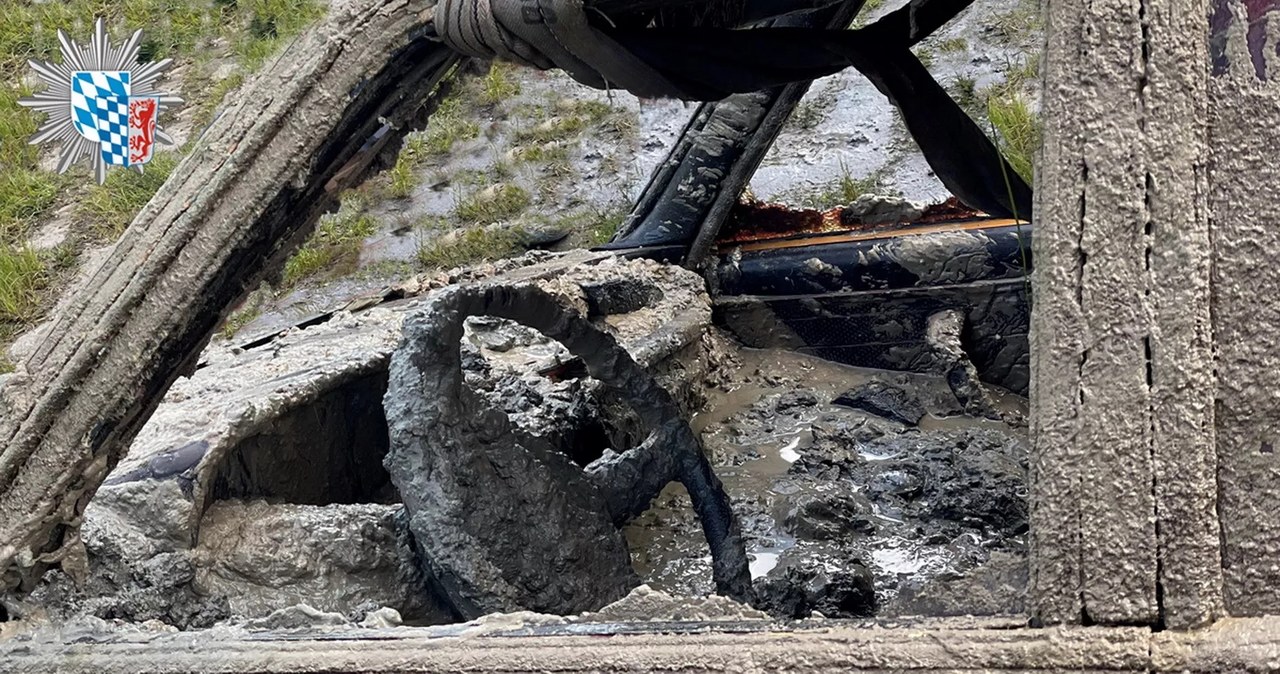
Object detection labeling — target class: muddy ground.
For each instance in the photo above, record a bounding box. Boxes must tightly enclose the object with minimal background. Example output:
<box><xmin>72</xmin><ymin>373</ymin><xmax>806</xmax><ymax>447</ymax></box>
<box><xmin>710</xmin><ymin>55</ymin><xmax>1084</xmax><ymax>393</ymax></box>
<box><xmin>626</xmin><ymin>347</ymin><xmax>1028</xmax><ymax>619</ymax></box>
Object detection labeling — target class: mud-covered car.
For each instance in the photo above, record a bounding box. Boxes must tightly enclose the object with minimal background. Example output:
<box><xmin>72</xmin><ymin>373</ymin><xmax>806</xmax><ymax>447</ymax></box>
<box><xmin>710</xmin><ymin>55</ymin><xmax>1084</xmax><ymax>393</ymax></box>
<box><xmin>1</xmin><ymin>0</ymin><xmax>1034</xmax><ymax>648</ymax></box>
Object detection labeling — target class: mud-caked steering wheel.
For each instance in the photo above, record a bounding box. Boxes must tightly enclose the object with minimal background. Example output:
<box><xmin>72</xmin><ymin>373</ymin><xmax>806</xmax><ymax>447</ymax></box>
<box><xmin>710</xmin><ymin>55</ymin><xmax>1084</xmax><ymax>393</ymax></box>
<box><xmin>382</xmin><ymin>281</ymin><xmax>752</xmax><ymax>618</ymax></box>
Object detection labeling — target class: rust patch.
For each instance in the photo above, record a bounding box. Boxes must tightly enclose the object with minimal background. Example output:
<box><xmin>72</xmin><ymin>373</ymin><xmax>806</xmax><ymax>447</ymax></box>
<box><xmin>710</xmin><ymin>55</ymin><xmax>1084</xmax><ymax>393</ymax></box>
<box><xmin>718</xmin><ymin>200</ymin><xmax>852</xmax><ymax>244</ymax></box>
<box><xmin>917</xmin><ymin>197</ymin><xmax>985</xmax><ymax>224</ymax></box>
<box><xmin>718</xmin><ymin>196</ymin><xmax>988</xmax><ymax>245</ymax></box>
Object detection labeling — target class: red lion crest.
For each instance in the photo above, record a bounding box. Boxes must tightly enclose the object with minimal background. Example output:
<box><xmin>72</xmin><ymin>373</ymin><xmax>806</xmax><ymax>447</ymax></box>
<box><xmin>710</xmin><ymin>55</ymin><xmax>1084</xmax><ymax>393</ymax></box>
<box><xmin>128</xmin><ymin>98</ymin><xmax>158</xmax><ymax>165</ymax></box>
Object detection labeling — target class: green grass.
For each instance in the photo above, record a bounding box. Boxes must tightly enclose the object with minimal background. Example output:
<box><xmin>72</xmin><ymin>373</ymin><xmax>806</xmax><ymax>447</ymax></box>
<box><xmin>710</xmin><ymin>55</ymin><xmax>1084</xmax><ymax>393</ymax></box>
<box><xmin>980</xmin><ymin>55</ymin><xmax>1042</xmax><ymax>185</ymax></box>
<box><xmin>385</xmin><ymin>133</ymin><xmax>431</xmax><ymax>198</ymax></box>
<box><xmin>282</xmin><ymin>192</ymin><xmax>379</xmax><ymax>287</ymax></box>
<box><xmin>585</xmin><ymin>214</ymin><xmax>623</xmax><ymax>246</ymax></box>
<box><xmin>787</xmin><ymin>162</ymin><xmax>881</xmax><ymax>210</ymax></box>
<box><xmin>936</xmin><ymin>37</ymin><xmax>968</xmax><ymax>54</ymax></box>
<box><xmin>514</xmin><ymin>141</ymin><xmax>571</xmax><ymax>173</ymax></box>
<box><xmin>527</xmin><ymin>200</ymin><xmax>629</xmax><ymax>248</ymax></box>
<box><xmin>353</xmin><ymin>258</ymin><xmax>413</xmax><ymax>280</ymax></box>
<box><xmin>788</xmin><ymin>100</ymin><xmax>827</xmax><ymax>132</ymax></box>
<box><xmin>989</xmin><ymin>0</ymin><xmax>1045</xmax><ymax>42</ymax></box>
<box><xmin>0</xmin><ymin>169</ymin><xmax>63</xmax><ymax>244</ymax></box>
<box><xmin>1002</xmin><ymin>55</ymin><xmax>1040</xmax><ymax>88</ymax></box>
<box><xmin>0</xmin><ymin>245</ymin><xmax>49</xmax><ymax>324</ymax></box>
<box><xmin>852</xmin><ymin>0</ymin><xmax>884</xmax><ymax>27</ymax></box>
<box><xmin>0</xmin><ymin>83</ymin><xmax>42</xmax><ymax>169</ymax></box>
<box><xmin>0</xmin><ymin>0</ymin><xmax>326</xmax><ymax>237</ymax></box>
<box><xmin>422</xmin><ymin>96</ymin><xmax>482</xmax><ymax>156</ymax></box>
<box><xmin>0</xmin><ymin>0</ymin><xmax>328</xmax><ymax>355</ymax></box>
<box><xmin>580</xmin><ymin>201</ymin><xmax>630</xmax><ymax>246</ymax></box>
<box><xmin>987</xmin><ymin>92</ymin><xmax>1039</xmax><ymax>184</ymax></box>
<box><xmin>914</xmin><ymin>46</ymin><xmax>936</xmax><ymax>69</ymax></box>
<box><xmin>478</xmin><ymin>61</ymin><xmax>521</xmax><ymax>105</ymax></box>
<box><xmin>491</xmin><ymin>155</ymin><xmax>515</xmax><ymax>180</ymax></box>
<box><xmin>219</xmin><ymin>304</ymin><xmax>260</xmax><ymax>340</ymax></box>
<box><xmin>508</xmin><ymin>98</ymin><xmax>634</xmax><ymax>182</ymax></box>
<box><xmin>415</xmin><ymin>226</ymin><xmax>523</xmax><ymax>270</ymax></box>
<box><xmin>0</xmin><ymin>81</ymin><xmax>65</xmax><ymax>242</ymax></box>
<box><xmin>227</xmin><ymin>0</ymin><xmax>327</xmax><ymax>69</ymax></box>
<box><xmin>76</xmin><ymin>152</ymin><xmax>180</xmax><ymax>239</ymax></box>
<box><xmin>453</xmin><ymin>183</ymin><xmax>530</xmax><ymax>225</ymax></box>
<box><xmin>124</xmin><ymin>0</ymin><xmax>212</xmax><ymax>61</ymax></box>
<box><xmin>218</xmin><ymin>286</ymin><xmax>267</xmax><ymax>340</ymax></box>
<box><xmin>952</xmin><ymin>75</ymin><xmax>980</xmax><ymax>113</ymax></box>
<box><xmin>515</xmin><ymin>115</ymin><xmax>588</xmax><ymax>144</ymax></box>
<box><xmin>0</xmin><ymin>243</ymin><xmax>76</xmax><ymax>345</ymax></box>
<box><xmin>514</xmin><ymin>98</ymin><xmax>627</xmax><ymax>144</ymax></box>
<box><xmin>414</xmin><ymin>214</ymin><xmax>453</xmax><ymax>231</ymax></box>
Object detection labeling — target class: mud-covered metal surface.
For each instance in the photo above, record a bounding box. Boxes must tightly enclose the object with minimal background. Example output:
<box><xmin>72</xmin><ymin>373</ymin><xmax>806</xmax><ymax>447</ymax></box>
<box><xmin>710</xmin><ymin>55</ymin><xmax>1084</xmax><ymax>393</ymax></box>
<box><xmin>714</xmin><ymin>218</ymin><xmax>1031</xmax><ymax>396</ymax></box>
<box><xmin>716</xmin><ymin>219</ymin><xmax>1030</xmax><ymax>295</ymax></box>
<box><xmin>626</xmin><ymin>348</ymin><xmax>1028</xmax><ymax>618</ymax></box>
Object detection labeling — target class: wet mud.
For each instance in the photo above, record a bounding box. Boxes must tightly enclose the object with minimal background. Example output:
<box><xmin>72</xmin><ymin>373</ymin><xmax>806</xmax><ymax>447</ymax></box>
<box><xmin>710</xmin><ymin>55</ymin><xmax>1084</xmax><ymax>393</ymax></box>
<box><xmin>3</xmin><ymin>262</ymin><xmax>1027</xmax><ymax>628</ymax></box>
<box><xmin>625</xmin><ymin>348</ymin><xmax>1028</xmax><ymax>618</ymax></box>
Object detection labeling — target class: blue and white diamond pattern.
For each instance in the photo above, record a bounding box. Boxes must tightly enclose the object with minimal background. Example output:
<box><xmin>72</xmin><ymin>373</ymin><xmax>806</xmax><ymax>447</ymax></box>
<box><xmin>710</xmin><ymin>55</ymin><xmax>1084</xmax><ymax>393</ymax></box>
<box><xmin>70</xmin><ymin>71</ymin><xmax>132</xmax><ymax>167</ymax></box>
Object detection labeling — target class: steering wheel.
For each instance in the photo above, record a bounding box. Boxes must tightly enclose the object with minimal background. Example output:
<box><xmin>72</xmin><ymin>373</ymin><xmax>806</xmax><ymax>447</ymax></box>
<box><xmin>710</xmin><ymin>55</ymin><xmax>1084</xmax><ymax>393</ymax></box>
<box><xmin>383</xmin><ymin>281</ymin><xmax>752</xmax><ymax>618</ymax></box>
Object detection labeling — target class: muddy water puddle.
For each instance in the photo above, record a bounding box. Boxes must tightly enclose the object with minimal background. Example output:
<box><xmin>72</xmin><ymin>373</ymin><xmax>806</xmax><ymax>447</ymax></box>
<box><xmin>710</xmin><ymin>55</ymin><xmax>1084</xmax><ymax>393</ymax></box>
<box><xmin>625</xmin><ymin>348</ymin><xmax>1029</xmax><ymax>617</ymax></box>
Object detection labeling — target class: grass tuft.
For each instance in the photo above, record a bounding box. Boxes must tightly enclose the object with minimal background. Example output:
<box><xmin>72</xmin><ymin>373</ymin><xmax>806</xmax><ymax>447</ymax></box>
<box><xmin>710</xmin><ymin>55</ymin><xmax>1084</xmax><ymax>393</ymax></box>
<box><xmin>785</xmin><ymin>161</ymin><xmax>882</xmax><ymax>210</ymax></box>
<box><xmin>952</xmin><ymin>75</ymin><xmax>980</xmax><ymax>113</ymax></box>
<box><xmin>987</xmin><ymin>92</ymin><xmax>1039</xmax><ymax>184</ymax></box>
<box><xmin>514</xmin><ymin>98</ymin><xmax>628</xmax><ymax>144</ymax></box>
<box><xmin>416</xmin><ymin>227</ymin><xmax>522</xmax><ymax>270</ymax></box>
<box><xmin>386</xmin><ymin>133</ymin><xmax>430</xmax><ymax>198</ymax></box>
<box><xmin>453</xmin><ymin>183</ymin><xmax>531</xmax><ymax>225</ymax></box>
<box><xmin>980</xmin><ymin>55</ymin><xmax>1042</xmax><ymax>185</ymax></box>
<box><xmin>479</xmin><ymin>61</ymin><xmax>521</xmax><ymax>105</ymax></box>
<box><xmin>852</xmin><ymin>0</ymin><xmax>885</xmax><ymax>26</ymax></box>
<box><xmin>789</xmin><ymin>103</ymin><xmax>824</xmax><ymax>131</ymax></box>
<box><xmin>282</xmin><ymin>193</ymin><xmax>379</xmax><ymax>287</ymax></box>
<box><xmin>218</xmin><ymin>286</ymin><xmax>268</xmax><ymax>340</ymax></box>
<box><xmin>423</xmin><ymin>96</ymin><xmax>482</xmax><ymax>156</ymax></box>
<box><xmin>913</xmin><ymin>46</ymin><xmax>936</xmax><ymax>69</ymax></box>
<box><xmin>581</xmin><ymin>201</ymin><xmax>630</xmax><ymax>246</ymax></box>
<box><xmin>989</xmin><ymin>0</ymin><xmax>1045</xmax><ymax>42</ymax></box>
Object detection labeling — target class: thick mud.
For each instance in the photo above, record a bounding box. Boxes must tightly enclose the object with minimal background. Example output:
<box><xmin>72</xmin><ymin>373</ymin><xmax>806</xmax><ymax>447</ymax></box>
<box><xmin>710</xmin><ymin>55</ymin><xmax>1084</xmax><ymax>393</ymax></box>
<box><xmin>625</xmin><ymin>348</ymin><xmax>1028</xmax><ymax>618</ymax></box>
<box><xmin>3</xmin><ymin>269</ymin><xmax>1026</xmax><ymax>627</ymax></box>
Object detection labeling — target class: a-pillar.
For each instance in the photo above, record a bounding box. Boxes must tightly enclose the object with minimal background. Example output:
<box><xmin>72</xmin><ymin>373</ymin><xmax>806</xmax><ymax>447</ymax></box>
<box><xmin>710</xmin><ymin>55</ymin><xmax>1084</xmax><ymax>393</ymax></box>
<box><xmin>1030</xmin><ymin>0</ymin><xmax>1222</xmax><ymax>628</ymax></box>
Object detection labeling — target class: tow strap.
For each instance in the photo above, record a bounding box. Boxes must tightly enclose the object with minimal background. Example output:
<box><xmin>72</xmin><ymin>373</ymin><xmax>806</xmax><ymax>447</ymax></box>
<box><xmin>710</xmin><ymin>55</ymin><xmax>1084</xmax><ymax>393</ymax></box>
<box><xmin>429</xmin><ymin>0</ymin><xmax>1033</xmax><ymax>220</ymax></box>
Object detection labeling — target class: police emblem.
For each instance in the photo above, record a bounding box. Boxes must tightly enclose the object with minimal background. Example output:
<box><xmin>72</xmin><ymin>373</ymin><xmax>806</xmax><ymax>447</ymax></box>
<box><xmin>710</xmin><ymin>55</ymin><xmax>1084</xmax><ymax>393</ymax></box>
<box><xmin>18</xmin><ymin>19</ymin><xmax>182</xmax><ymax>184</ymax></box>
